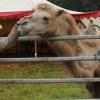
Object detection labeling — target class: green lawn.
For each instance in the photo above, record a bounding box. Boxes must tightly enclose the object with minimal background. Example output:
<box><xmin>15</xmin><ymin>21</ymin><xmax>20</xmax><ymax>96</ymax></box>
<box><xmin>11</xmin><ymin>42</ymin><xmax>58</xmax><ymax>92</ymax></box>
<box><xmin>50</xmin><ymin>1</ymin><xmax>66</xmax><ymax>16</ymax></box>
<box><xmin>0</xmin><ymin>62</ymin><xmax>91</xmax><ymax>100</ymax></box>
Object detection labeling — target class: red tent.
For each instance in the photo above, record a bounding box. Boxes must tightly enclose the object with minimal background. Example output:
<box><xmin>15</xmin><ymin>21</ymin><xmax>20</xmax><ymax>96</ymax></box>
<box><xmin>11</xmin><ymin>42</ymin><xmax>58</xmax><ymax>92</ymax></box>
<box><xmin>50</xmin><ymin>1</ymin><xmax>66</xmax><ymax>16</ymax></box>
<box><xmin>73</xmin><ymin>11</ymin><xmax>100</xmax><ymax>19</ymax></box>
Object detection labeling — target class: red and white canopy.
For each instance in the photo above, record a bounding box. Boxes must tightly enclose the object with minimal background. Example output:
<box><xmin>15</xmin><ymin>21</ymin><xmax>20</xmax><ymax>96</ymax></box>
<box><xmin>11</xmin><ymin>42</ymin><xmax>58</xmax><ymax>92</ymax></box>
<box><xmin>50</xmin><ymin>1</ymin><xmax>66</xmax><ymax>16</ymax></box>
<box><xmin>0</xmin><ymin>0</ymin><xmax>100</xmax><ymax>20</ymax></box>
<box><xmin>0</xmin><ymin>0</ymin><xmax>46</xmax><ymax>19</ymax></box>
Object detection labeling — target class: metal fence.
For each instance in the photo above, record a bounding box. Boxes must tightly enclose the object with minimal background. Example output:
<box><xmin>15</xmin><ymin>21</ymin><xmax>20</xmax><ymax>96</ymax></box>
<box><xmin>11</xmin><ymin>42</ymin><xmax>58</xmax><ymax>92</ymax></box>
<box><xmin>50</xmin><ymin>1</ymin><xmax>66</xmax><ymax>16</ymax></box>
<box><xmin>0</xmin><ymin>78</ymin><xmax>100</xmax><ymax>84</ymax></box>
<box><xmin>0</xmin><ymin>35</ymin><xmax>100</xmax><ymax>84</ymax></box>
<box><xmin>1</xmin><ymin>35</ymin><xmax>100</xmax><ymax>41</ymax></box>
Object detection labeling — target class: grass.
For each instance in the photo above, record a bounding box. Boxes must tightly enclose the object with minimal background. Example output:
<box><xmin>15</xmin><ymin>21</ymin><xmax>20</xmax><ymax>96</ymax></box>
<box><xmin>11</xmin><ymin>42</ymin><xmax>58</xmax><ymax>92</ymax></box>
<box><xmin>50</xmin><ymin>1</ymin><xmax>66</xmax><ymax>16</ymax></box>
<box><xmin>0</xmin><ymin>62</ymin><xmax>91</xmax><ymax>100</ymax></box>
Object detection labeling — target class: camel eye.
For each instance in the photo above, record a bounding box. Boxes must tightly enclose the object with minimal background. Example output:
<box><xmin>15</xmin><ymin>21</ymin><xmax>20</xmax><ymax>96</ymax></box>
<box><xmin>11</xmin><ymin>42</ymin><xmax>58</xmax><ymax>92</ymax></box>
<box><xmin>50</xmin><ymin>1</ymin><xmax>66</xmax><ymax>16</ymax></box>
<box><xmin>43</xmin><ymin>17</ymin><xmax>49</xmax><ymax>21</ymax></box>
<box><xmin>21</xmin><ymin>21</ymin><xmax>28</xmax><ymax>25</ymax></box>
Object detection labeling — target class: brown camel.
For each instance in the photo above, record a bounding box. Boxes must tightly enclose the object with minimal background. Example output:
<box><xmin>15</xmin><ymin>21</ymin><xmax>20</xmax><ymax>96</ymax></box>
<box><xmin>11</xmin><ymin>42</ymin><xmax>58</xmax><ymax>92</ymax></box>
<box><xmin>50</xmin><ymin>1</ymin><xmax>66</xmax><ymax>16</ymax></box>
<box><xmin>16</xmin><ymin>3</ymin><xmax>100</xmax><ymax>98</ymax></box>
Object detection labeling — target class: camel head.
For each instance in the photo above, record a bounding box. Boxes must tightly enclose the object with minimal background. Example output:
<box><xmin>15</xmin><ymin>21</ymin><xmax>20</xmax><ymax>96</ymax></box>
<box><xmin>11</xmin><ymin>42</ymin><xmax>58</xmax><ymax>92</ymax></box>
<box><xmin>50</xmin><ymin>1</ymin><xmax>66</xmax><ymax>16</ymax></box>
<box><xmin>17</xmin><ymin>3</ymin><xmax>65</xmax><ymax>36</ymax></box>
<box><xmin>16</xmin><ymin>15</ymin><xmax>34</xmax><ymax>36</ymax></box>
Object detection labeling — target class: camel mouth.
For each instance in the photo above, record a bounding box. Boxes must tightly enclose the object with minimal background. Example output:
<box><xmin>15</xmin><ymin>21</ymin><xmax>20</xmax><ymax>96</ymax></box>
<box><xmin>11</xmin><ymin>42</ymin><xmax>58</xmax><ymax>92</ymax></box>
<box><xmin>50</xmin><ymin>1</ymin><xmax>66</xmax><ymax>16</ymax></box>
<box><xmin>20</xmin><ymin>30</ymin><xmax>30</xmax><ymax>36</ymax></box>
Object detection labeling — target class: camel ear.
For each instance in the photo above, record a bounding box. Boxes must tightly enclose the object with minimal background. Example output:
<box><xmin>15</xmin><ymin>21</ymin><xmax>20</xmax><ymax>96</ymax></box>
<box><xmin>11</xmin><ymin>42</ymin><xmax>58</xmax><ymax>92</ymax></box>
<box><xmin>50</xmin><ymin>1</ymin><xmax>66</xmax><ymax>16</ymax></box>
<box><xmin>56</xmin><ymin>10</ymin><xmax>65</xmax><ymax>17</ymax></box>
<box><xmin>38</xmin><ymin>3</ymin><xmax>48</xmax><ymax>9</ymax></box>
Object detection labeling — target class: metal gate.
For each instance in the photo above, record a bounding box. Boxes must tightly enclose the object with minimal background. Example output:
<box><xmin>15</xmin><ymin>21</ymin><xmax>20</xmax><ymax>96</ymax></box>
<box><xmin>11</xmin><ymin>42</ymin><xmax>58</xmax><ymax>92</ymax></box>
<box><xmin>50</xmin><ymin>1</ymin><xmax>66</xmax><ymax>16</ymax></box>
<box><xmin>0</xmin><ymin>35</ymin><xmax>100</xmax><ymax>83</ymax></box>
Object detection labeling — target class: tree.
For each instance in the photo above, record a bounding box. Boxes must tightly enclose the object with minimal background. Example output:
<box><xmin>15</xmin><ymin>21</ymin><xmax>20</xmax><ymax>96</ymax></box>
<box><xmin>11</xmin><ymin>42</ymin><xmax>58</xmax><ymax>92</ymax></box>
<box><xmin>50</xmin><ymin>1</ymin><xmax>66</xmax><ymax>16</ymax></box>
<box><xmin>48</xmin><ymin>0</ymin><xmax>100</xmax><ymax>11</ymax></box>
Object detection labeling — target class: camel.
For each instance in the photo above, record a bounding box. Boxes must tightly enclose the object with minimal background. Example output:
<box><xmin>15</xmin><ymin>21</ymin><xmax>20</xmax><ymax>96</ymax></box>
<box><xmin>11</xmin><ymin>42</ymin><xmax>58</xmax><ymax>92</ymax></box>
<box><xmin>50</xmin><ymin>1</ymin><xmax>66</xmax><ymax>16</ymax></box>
<box><xmin>0</xmin><ymin>24</ymin><xmax>24</xmax><ymax>52</ymax></box>
<box><xmin>16</xmin><ymin>3</ymin><xmax>100</xmax><ymax>98</ymax></box>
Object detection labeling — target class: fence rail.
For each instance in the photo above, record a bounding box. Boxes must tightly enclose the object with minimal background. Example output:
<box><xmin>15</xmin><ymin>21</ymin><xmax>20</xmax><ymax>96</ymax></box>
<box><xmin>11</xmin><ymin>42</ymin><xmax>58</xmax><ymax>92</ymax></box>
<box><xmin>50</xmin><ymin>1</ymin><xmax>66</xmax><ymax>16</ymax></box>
<box><xmin>0</xmin><ymin>56</ymin><xmax>100</xmax><ymax>63</ymax></box>
<box><xmin>1</xmin><ymin>35</ymin><xmax>100</xmax><ymax>41</ymax></box>
<box><xmin>0</xmin><ymin>78</ymin><xmax>100</xmax><ymax>84</ymax></box>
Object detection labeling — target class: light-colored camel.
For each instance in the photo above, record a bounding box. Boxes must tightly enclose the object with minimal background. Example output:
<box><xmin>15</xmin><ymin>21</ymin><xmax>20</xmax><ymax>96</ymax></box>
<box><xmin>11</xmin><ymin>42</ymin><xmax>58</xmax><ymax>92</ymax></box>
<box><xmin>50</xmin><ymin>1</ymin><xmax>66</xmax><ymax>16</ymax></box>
<box><xmin>0</xmin><ymin>24</ymin><xmax>22</xmax><ymax>52</ymax></box>
<box><xmin>16</xmin><ymin>3</ymin><xmax>100</xmax><ymax>98</ymax></box>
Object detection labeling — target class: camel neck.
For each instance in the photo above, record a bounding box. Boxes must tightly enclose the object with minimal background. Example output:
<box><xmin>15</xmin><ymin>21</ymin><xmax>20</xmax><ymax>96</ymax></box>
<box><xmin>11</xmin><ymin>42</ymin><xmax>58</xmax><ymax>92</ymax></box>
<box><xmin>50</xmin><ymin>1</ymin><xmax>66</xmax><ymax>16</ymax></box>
<box><xmin>0</xmin><ymin>30</ymin><xmax>20</xmax><ymax>52</ymax></box>
<box><xmin>8</xmin><ymin>30</ymin><xmax>20</xmax><ymax>43</ymax></box>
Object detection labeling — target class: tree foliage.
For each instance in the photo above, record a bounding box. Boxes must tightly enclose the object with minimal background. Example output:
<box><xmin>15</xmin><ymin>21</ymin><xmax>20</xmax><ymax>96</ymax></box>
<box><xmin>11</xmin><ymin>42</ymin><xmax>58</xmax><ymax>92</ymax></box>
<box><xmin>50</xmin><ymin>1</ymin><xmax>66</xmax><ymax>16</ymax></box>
<box><xmin>48</xmin><ymin>0</ymin><xmax>100</xmax><ymax>11</ymax></box>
